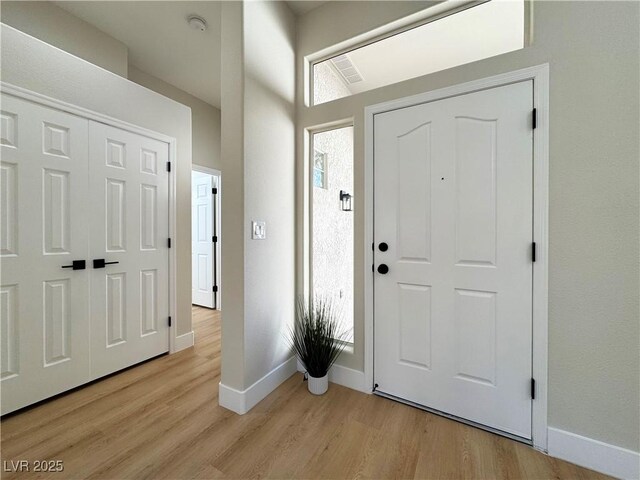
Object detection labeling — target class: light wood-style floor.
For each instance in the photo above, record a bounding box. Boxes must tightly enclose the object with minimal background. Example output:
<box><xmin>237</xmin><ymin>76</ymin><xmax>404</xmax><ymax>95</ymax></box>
<box><xmin>1</xmin><ymin>306</ymin><xmax>608</xmax><ymax>480</ymax></box>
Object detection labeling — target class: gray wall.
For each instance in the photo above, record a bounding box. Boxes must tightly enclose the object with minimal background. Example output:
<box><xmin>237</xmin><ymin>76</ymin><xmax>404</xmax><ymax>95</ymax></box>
<box><xmin>128</xmin><ymin>66</ymin><xmax>221</xmax><ymax>171</ymax></box>
<box><xmin>296</xmin><ymin>1</ymin><xmax>640</xmax><ymax>451</ymax></box>
<box><xmin>1</xmin><ymin>1</ymin><xmax>128</xmax><ymax>77</ymax></box>
<box><xmin>1</xmin><ymin>25</ymin><xmax>193</xmax><ymax>338</ymax></box>
<box><xmin>220</xmin><ymin>0</ymin><xmax>296</xmax><ymax>390</ymax></box>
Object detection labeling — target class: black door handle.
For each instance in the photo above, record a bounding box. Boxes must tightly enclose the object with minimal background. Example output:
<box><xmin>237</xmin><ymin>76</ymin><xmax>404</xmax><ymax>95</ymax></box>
<box><xmin>377</xmin><ymin>264</ymin><xmax>389</xmax><ymax>274</ymax></box>
<box><xmin>379</xmin><ymin>242</ymin><xmax>389</xmax><ymax>252</ymax></box>
<box><xmin>93</xmin><ymin>259</ymin><xmax>120</xmax><ymax>269</ymax></box>
<box><xmin>61</xmin><ymin>260</ymin><xmax>86</xmax><ymax>270</ymax></box>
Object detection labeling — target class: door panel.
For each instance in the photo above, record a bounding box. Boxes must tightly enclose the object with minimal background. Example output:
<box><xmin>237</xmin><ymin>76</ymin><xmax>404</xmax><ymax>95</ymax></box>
<box><xmin>88</xmin><ymin>122</ymin><xmax>170</xmax><ymax>380</ymax></box>
<box><xmin>191</xmin><ymin>172</ymin><xmax>214</xmax><ymax>308</ymax></box>
<box><xmin>397</xmin><ymin>122</ymin><xmax>432</xmax><ymax>262</ymax></box>
<box><xmin>1</xmin><ymin>93</ymin><xmax>91</xmax><ymax>415</ymax></box>
<box><xmin>374</xmin><ymin>81</ymin><xmax>533</xmax><ymax>439</ymax></box>
<box><xmin>454</xmin><ymin>117</ymin><xmax>497</xmax><ymax>265</ymax></box>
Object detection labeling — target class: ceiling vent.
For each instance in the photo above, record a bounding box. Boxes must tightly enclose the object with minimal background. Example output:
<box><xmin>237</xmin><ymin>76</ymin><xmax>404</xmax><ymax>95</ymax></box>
<box><xmin>329</xmin><ymin>54</ymin><xmax>363</xmax><ymax>84</ymax></box>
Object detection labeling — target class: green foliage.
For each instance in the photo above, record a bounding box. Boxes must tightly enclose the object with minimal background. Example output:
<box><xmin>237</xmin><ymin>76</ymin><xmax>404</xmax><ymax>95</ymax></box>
<box><xmin>288</xmin><ymin>296</ymin><xmax>349</xmax><ymax>379</ymax></box>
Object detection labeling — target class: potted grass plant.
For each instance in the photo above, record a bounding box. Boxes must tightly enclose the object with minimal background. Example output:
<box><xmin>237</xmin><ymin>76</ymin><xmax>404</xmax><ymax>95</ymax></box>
<box><xmin>288</xmin><ymin>297</ymin><xmax>349</xmax><ymax>395</ymax></box>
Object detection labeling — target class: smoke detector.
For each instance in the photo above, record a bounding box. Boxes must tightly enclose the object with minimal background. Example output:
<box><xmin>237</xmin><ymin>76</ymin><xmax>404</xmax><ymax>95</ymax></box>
<box><xmin>187</xmin><ymin>15</ymin><xmax>207</xmax><ymax>32</ymax></box>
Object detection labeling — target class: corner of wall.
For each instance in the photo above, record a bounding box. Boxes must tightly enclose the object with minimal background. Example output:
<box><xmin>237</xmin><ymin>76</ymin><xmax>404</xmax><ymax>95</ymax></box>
<box><xmin>219</xmin><ymin>356</ymin><xmax>297</xmax><ymax>414</ymax></box>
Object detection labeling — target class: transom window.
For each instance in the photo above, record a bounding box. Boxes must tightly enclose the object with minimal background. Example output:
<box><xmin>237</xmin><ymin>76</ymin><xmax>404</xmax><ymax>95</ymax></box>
<box><xmin>312</xmin><ymin>0</ymin><xmax>525</xmax><ymax>105</ymax></box>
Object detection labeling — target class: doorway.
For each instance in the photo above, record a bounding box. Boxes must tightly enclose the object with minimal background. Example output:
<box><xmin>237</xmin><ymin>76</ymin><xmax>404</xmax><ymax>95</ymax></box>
<box><xmin>191</xmin><ymin>167</ymin><xmax>221</xmax><ymax>309</ymax></box>
<box><xmin>365</xmin><ymin>66</ymin><xmax>550</xmax><ymax>448</ymax></box>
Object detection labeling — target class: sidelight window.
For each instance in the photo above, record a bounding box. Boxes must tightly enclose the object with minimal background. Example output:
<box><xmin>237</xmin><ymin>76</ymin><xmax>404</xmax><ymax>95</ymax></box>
<box><xmin>311</xmin><ymin>126</ymin><xmax>354</xmax><ymax>342</ymax></box>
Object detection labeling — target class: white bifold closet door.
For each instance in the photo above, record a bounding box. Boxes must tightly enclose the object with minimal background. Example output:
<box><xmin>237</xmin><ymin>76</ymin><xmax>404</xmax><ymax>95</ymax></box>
<box><xmin>88</xmin><ymin>122</ymin><xmax>170</xmax><ymax>379</ymax></box>
<box><xmin>1</xmin><ymin>94</ymin><xmax>92</xmax><ymax>414</ymax></box>
<box><xmin>0</xmin><ymin>93</ymin><xmax>170</xmax><ymax>415</ymax></box>
<box><xmin>374</xmin><ymin>81</ymin><xmax>534</xmax><ymax>439</ymax></box>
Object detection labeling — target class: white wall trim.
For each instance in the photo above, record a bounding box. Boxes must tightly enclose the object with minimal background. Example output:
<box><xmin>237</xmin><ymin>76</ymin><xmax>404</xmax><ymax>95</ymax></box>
<box><xmin>548</xmin><ymin>427</ymin><xmax>640</xmax><ymax>479</ymax></box>
<box><xmin>363</xmin><ymin>64</ymin><xmax>550</xmax><ymax>450</ymax></box>
<box><xmin>329</xmin><ymin>364</ymin><xmax>368</xmax><ymax>393</ymax></box>
<box><xmin>173</xmin><ymin>331</ymin><xmax>195</xmax><ymax>352</ymax></box>
<box><xmin>1</xmin><ymin>81</ymin><xmax>182</xmax><ymax>357</ymax></box>
<box><xmin>219</xmin><ymin>356</ymin><xmax>297</xmax><ymax>415</ymax></box>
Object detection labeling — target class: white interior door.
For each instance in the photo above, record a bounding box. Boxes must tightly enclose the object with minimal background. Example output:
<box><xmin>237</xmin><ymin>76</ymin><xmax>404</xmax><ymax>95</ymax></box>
<box><xmin>88</xmin><ymin>122</ymin><xmax>170</xmax><ymax>379</ymax></box>
<box><xmin>191</xmin><ymin>171</ymin><xmax>214</xmax><ymax>308</ymax></box>
<box><xmin>1</xmin><ymin>94</ymin><xmax>91</xmax><ymax>414</ymax></box>
<box><xmin>374</xmin><ymin>81</ymin><xmax>534</xmax><ymax>439</ymax></box>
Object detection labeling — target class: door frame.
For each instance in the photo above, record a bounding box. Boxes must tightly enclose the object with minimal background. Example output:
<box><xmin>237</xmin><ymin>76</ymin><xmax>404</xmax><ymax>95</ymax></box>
<box><xmin>363</xmin><ymin>64</ymin><xmax>550</xmax><ymax>451</ymax></box>
<box><xmin>191</xmin><ymin>165</ymin><xmax>222</xmax><ymax>310</ymax></box>
<box><xmin>1</xmin><ymin>81</ymin><xmax>181</xmax><ymax>354</ymax></box>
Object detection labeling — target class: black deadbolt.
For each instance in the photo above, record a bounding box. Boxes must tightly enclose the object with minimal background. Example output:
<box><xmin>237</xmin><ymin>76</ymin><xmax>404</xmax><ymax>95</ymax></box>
<box><xmin>379</xmin><ymin>242</ymin><xmax>389</xmax><ymax>252</ymax></box>
<box><xmin>377</xmin><ymin>264</ymin><xmax>389</xmax><ymax>274</ymax></box>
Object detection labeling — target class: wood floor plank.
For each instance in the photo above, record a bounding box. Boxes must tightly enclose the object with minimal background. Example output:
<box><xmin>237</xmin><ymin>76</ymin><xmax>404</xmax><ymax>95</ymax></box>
<box><xmin>0</xmin><ymin>307</ymin><xmax>610</xmax><ymax>479</ymax></box>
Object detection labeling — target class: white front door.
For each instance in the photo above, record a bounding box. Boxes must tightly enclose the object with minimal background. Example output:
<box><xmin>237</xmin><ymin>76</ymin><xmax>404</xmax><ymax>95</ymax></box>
<box><xmin>191</xmin><ymin>172</ymin><xmax>215</xmax><ymax>308</ymax></box>
<box><xmin>1</xmin><ymin>94</ymin><xmax>92</xmax><ymax>413</ymax></box>
<box><xmin>374</xmin><ymin>81</ymin><xmax>534</xmax><ymax>439</ymax></box>
<box><xmin>88</xmin><ymin>122</ymin><xmax>170</xmax><ymax>379</ymax></box>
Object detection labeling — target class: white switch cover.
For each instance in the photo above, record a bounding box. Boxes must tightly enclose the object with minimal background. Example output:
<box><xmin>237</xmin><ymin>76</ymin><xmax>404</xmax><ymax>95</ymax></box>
<box><xmin>252</xmin><ymin>221</ymin><xmax>266</xmax><ymax>240</ymax></box>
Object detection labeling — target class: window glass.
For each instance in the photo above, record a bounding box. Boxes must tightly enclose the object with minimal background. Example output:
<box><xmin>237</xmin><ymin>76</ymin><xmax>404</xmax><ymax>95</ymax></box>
<box><xmin>313</xmin><ymin>149</ymin><xmax>327</xmax><ymax>189</ymax></box>
<box><xmin>313</xmin><ymin>0</ymin><xmax>525</xmax><ymax>105</ymax></box>
<box><xmin>312</xmin><ymin>126</ymin><xmax>354</xmax><ymax>342</ymax></box>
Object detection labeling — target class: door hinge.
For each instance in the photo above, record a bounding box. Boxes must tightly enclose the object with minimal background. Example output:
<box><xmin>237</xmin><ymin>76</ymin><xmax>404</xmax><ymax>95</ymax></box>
<box><xmin>166</xmin><ymin>161</ymin><xmax>171</xmax><ymax>172</ymax></box>
<box><xmin>212</xmin><ymin>235</ymin><xmax>218</xmax><ymax>243</ymax></box>
<box><xmin>531</xmin><ymin>378</ymin><xmax>536</xmax><ymax>399</ymax></box>
<box><xmin>168</xmin><ymin>316</ymin><xmax>172</xmax><ymax>327</ymax></box>
<box><xmin>532</xmin><ymin>242</ymin><xmax>536</xmax><ymax>262</ymax></box>
<box><xmin>213</xmin><ymin>285</ymin><xmax>218</xmax><ymax>292</ymax></box>
<box><xmin>168</xmin><ymin>238</ymin><xmax>172</xmax><ymax>248</ymax></box>
<box><xmin>532</xmin><ymin>108</ymin><xmax>537</xmax><ymax>130</ymax></box>
<box><xmin>212</xmin><ymin>187</ymin><xmax>218</xmax><ymax>194</ymax></box>
<box><xmin>372</xmin><ymin>264</ymin><xmax>374</xmax><ymax>272</ymax></box>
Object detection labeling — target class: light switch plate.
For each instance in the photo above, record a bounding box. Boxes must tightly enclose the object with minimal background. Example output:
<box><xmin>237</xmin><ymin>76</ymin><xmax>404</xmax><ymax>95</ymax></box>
<box><xmin>252</xmin><ymin>221</ymin><xmax>266</xmax><ymax>240</ymax></box>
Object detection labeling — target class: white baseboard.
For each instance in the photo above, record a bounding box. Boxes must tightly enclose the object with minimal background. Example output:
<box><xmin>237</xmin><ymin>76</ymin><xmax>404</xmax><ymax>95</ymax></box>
<box><xmin>329</xmin><ymin>364</ymin><xmax>370</xmax><ymax>393</ymax></box>
<box><xmin>219</xmin><ymin>356</ymin><xmax>297</xmax><ymax>415</ymax></box>
<box><xmin>296</xmin><ymin>361</ymin><xmax>371</xmax><ymax>394</ymax></box>
<box><xmin>548</xmin><ymin>427</ymin><xmax>639</xmax><ymax>479</ymax></box>
<box><xmin>173</xmin><ymin>331</ymin><xmax>194</xmax><ymax>352</ymax></box>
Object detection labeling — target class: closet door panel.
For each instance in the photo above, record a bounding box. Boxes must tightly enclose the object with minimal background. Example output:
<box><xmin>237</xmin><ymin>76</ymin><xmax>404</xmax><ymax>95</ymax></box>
<box><xmin>88</xmin><ymin>122</ymin><xmax>170</xmax><ymax>379</ymax></box>
<box><xmin>1</xmin><ymin>93</ymin><xmax>91</xmax><ymax>415</ymax></box>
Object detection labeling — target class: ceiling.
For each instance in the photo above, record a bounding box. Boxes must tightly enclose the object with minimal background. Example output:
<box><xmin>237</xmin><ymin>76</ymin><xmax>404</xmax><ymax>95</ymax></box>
<box><xmin>56</xmin><ymin>1</ymin><xmax>222</xmax><ymax>107</ymax></box>
<box><xmin>285</xmin><ymin>1</ymin><xmax>327</xmax><ymax>16</ymax></box>
<box><xmin>54</xmin><ymin>1</ymin><xmax>328</xmax><ymax>108</ymax></box>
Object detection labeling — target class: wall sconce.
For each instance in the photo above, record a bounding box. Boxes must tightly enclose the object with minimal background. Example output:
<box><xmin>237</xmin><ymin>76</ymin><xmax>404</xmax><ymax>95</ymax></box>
<box><xmin>340</xmin><ymin>190</ymin><xmax>353</xmax><ymax>211</ymax></box>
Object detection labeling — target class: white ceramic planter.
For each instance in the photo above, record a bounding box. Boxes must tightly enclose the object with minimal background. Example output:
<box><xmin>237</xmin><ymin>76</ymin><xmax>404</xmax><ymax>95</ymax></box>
<box><xmin>308</xmin><ymin>374</ymin><xmax>328</xmax><ymax>395</ymax></box>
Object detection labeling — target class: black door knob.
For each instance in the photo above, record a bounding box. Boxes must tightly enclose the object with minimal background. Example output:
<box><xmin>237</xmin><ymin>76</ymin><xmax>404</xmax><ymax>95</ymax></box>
<box><xmin>61</xmin><ymin>260</ymin><xmax>86</xmax><ymax>270</ymax></box>
<box><xmin>377</xmin><ymin>264</ymin><xmax>389</xmax><ymax>274</ymax></box>
<box><xmin>93</xmin><ymin>259</ymin><xmax>120</xmax><ymax>269</ymax></box>
<box><xmin>379</xmin><ymin>242</ymin><xmax>389</xmax><ymax>252</ymax></box>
